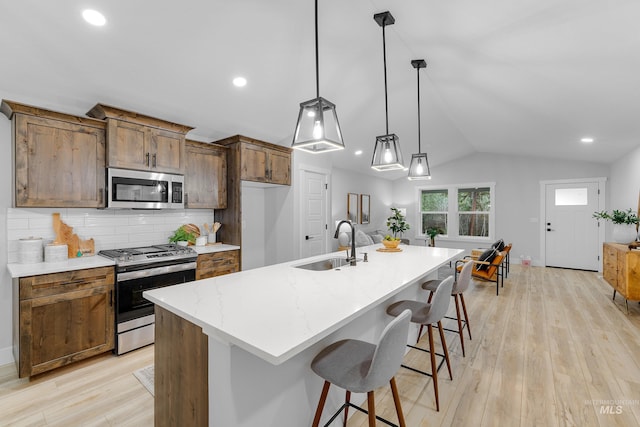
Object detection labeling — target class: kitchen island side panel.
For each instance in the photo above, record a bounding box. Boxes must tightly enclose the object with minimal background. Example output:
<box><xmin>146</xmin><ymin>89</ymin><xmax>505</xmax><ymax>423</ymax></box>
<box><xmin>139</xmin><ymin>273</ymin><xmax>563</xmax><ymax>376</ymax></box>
<box><xmin>206</xmin><ymin>279</ymin><xmax>427</xmax><ymax>427</ymax></box>
<box><xmin>155</xmin><ymin>306</ymin><xmax>208</xmax><ymax>427</ymax></box>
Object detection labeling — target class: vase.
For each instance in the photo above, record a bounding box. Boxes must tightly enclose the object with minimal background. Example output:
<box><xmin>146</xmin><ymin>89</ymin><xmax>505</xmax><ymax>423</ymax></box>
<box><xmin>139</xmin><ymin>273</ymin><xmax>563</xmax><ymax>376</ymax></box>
<box><xmin>429</xmin><ymin>237</ymin><xmax>435</xmax><ymax>247</ymax></box>
<box><xmin>612</xmin><ymin>224</ymin><xmax>637</xmax><ymax>244</ymax></box>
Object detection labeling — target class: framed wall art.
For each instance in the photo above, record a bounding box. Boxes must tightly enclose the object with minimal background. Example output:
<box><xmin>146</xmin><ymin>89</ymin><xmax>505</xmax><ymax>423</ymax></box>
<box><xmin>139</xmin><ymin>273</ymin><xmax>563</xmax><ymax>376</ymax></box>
<box><xmin>347</xmin><ymin>193</ymin><xmax>359</xmax><ymax>223</ymax></box>
<box><xmin>360</xmin><ymin>194</ymin><xmax>370</xmax><ymax>224</ymax></box>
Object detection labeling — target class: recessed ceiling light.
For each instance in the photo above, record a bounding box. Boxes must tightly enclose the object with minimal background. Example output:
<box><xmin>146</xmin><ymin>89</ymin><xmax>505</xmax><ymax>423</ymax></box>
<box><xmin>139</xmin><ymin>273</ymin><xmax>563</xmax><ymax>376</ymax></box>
<box><xmin>82</xmin><ymin>9</ymin><xmax>106</xmax><ymax>26</ymax></box>
<box><xmin>580</xmin><ymin>137</ymin><xmax>594</xmax><ymax>143</ymax></box>
<box><xmin>354</xmin><ymin>150</ymin><xmax>363</xmax><ymax>156</ymax></box>
<box><xmin>233</xmin><ymin>77</ymin><xmax>247</xmax><ymax>87</ymax></box>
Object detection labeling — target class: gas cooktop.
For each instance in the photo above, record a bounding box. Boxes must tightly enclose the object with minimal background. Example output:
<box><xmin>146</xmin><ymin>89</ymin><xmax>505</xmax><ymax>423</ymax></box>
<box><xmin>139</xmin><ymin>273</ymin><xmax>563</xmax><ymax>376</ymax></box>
<box><xmin>98</xmin><ymin>244</ymin><xmax>197</xmax><ymax>266</ymax></box>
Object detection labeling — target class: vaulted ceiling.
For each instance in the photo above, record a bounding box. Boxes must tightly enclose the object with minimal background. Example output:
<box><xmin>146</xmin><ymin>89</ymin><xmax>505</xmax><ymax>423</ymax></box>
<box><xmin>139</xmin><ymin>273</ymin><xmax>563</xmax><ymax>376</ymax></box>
<box><xmin>2</xmin><ymin>0</ymin><xmax>639</xmax><ymax>180</ymax></box>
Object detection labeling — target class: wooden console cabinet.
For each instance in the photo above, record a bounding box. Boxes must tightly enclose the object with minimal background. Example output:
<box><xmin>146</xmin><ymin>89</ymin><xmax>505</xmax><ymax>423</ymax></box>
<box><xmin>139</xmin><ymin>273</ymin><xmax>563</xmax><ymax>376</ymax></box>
<box><xmin>603</xmin><ymin>242</ymin><xmax>640</xmax><ymax>311</ymax></box>
<box><xmin>14</xmin><ymin>266</ymin><xmax>115</xmax><ymax>377</ymax></box>
<box><xmin>196</xmin><ymin>250</ymin><xmax>240</xmax><ymax>280</ymax></box>
<box><xmin>1</xmin><ymin>100</ymin><xmax>107</xmax><ymax>208</ymax></box>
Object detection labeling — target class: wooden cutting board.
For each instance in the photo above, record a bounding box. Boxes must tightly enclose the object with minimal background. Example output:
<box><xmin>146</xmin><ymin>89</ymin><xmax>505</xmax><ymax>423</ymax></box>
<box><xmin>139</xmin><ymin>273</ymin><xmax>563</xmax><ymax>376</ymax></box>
<box><xmin>52</xmin><ymin>213</ymin><xmax>95</xmax><ymax>257</ymax></box>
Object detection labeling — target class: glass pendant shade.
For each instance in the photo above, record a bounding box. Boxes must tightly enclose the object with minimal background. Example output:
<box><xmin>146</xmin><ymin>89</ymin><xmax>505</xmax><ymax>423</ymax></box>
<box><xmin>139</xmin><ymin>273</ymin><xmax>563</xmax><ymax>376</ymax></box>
<box><xmin>407</xmin><ymin>58</ymin><xmax>431</xmax><ymax>180</ymax></box>
<box><xmin>371</xmin><ymin>134</ymin><xmax>404</xmax><ymax>171</ymax></box>
<box><xmin>371</xmin><ymin>11</ymin><xmax>403</xmax><ymax>171</ymax></box>
<box><xmin>291</xmin><ymin>0</ymin><xmax>344</xmax><ymax>154</ymax></box>
<box><xmin>408</xmin><ymin>153</ymin><xmax>431</xmax><ymax>180</ymax></box>
<box><xmin>292</xmin><ymin>96</ymin><xmax>345</xmax><ymax>153</ymax></box>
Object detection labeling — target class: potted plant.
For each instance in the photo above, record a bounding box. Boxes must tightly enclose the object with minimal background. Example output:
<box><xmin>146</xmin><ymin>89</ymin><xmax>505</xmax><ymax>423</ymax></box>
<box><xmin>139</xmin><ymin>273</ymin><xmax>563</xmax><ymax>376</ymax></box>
<box><xmin>384</xmin><ymin>208</ymin><xmax>410</xmax><ymax>248</ymax></box>
<box><xmin>425</xmin><ymin>227</ymin><xmax>443</xmax><ymax>247</ymax></box>
<box><xmin>593</xmin><ymin>208</ymin><xmax>639</xmax><ymax>243</ymax></box>
<box><xmin>169</xmin><ymin>226</ymin><xmax>197</xmax><ymax>246</ymax></box>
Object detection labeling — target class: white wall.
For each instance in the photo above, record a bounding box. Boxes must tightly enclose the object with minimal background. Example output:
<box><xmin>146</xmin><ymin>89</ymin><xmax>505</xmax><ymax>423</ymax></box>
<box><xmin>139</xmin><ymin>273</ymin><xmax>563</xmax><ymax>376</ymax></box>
<box><xmin>241</xmin><ymin>184</ymin><xmax>266</xmax><ymax>269</ymax></box>
<box><xmin>609</xmin><ymin>145</ymin><xmax>640</xmax><ymax>217</ymax></box>
<box><xmin>330</xmin><ymin>168</ymin><xmax>393</xmax><ymax>250</ymax></box>
<box><xmin>391</xmin><ymin>152</ymin><xmax>611</xmax><ymax>264</ymax></box>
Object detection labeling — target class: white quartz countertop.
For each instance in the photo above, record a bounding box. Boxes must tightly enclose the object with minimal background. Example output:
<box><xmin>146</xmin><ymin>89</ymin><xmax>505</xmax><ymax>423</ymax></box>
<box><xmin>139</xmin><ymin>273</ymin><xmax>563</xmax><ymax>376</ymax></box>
<box><xmin>6</xmin><ymin>245</ymin><xmax>240</xmax><ymax>278</ymax></box>
<box><xmin>191</xmin><ymin>244</ymin><xmax>240</xmax><ymax>255</ymax></box>
<box><xmin>7</xmin><ymin>256</ymin><xmax>115</xmax><ymax>278</ymax></box>
<box><xmin>144</xmin><ymin>244</ymin><xmax>463</xmax><ymax>365</ymax></box>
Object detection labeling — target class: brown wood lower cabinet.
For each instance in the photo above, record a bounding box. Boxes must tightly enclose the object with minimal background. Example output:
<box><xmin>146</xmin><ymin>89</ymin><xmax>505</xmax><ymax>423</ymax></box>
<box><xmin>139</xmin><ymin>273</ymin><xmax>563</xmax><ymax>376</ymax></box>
<box><xmin>196</xmin><ymin>250</ymin><xmax>240</xmax><ymax>280</ymax></box>
<box><xmin>15</xmin><ymin>266</ymin><xmax>115</xmax><ymax>377</ymax></box>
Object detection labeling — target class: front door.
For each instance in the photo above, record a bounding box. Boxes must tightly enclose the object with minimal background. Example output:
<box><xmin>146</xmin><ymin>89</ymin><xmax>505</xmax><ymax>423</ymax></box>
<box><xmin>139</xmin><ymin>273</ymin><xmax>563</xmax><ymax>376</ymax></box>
<box><xmin>301</xmin><ymin>170</ymin><xmax>328</xmax><ymax>258</ymax></box>
<box><xmin>544</xmin><ymin>181</ymin><xmax>600</xmax><ymax>270</ymax></box>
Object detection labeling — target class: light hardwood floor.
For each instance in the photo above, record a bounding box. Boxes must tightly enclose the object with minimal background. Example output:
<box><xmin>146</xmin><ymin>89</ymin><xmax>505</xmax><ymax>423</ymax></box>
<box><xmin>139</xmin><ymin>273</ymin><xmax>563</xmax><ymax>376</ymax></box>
<box><xmin>1</xmin><ymin>265</ymin><xmax>639</xmax><ymax>426</ymax></box>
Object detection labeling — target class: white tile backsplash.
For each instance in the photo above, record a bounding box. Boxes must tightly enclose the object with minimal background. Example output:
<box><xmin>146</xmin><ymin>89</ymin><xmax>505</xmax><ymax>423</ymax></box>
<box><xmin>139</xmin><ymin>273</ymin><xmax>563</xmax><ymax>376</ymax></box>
<box><xmin>6</xmin><ymin>208</ymin><xmax>215</xmax><ymax>263</ymax></box>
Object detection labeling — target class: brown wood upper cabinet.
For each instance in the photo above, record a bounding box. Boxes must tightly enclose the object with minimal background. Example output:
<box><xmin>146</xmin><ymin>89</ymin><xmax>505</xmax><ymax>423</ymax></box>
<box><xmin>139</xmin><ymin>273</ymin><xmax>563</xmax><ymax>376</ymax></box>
<box><xmin>15</xmin><ymin>266</ymin><xmax>115</xmax><ymax>377</ymax></box>
<box><xmin>87</xmin><ymin>103</ymin><xmax>193</xmax><ymax>174</ymax></box>
<box><xmin>1</xmin><ymin>100</ymin><xmax>107</xmax><ymax>208</ymax></box>
<box><xmin>217</xmin><ymin>135</ymin><xmax>291</xmax><ymax>186</ymax></box>
<box><xmin>185</xmin><ymin>140</ymin><xmax>227</xmax><ymax>209</ymax></box>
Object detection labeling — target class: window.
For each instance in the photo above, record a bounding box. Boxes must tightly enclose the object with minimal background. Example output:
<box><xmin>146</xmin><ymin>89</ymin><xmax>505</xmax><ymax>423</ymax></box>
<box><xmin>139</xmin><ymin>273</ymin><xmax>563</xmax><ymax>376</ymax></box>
<box><xmin>458</xmin><ymin>187</ymin><xmax>491</xmax><ymax>237</ymax></box>
<box><xmin>555</xmin><ymin>188</ymin><xmax>588</xmax><ymax>206</ymax></box>
<box><xmin>419</xmin><ymin>183</ymin><xmax>495</xmax><ymax>241</ymax></box>
<box><xmin>420</xmin><ymin>189</ymin><xmax>448</xmax><ymax>235</ymax></box>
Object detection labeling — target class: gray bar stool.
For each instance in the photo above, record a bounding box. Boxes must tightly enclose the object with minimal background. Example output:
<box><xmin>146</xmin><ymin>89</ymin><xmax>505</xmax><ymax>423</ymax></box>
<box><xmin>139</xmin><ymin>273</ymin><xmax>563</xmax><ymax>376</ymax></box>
<box><xmin>311</xmin><ymin>309</ymin><xmax>412</xmax><ymax>427</ymax></box>
<box><xmin>419</xmin><ymin>259</ymin><xmax>473</xmax><ymax>356</ymax></box>
<box><xmin>386</xmin><ymin>276</ymin><xmax>454</xmax><ymax>412</ymax></box>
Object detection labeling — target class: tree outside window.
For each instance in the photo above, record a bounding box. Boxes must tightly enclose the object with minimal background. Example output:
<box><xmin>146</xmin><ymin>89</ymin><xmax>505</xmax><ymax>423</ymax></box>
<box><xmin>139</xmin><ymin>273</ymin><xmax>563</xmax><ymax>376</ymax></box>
<box><xmin>458</xmin><ymin>187</ymin><xmax>490</xmax><ymax>237</ymax></box>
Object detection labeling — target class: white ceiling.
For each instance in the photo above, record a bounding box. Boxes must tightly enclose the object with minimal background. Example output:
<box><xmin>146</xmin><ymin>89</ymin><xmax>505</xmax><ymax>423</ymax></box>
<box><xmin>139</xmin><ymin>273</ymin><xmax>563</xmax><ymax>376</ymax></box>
<box><xmin>1</xmin><ymin>0</ymin><xmax>639</xmax><ymax>180</ymax></box>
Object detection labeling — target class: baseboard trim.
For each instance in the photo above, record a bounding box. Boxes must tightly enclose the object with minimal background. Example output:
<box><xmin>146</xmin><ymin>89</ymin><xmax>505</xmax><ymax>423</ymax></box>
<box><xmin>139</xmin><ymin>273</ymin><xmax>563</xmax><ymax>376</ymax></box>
<box><xmin>0</xmin><ymin>346</ymin><xmax>15</xmax><ymax>367</ymax></box>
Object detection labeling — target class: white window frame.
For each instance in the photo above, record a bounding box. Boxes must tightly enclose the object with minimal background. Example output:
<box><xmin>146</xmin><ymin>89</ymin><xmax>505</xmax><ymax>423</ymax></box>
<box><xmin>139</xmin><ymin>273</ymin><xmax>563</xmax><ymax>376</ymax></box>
<box><xmin>417</xmin><ymin>182</ymin><xmax>496</xmax><ymax>244</ymax></box>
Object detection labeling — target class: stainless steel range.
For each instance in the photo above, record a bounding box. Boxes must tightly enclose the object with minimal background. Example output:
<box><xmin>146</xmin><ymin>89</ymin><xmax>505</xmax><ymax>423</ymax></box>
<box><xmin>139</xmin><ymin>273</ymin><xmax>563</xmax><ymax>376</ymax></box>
<box><xmin>99</xmin><ymin>244</ymin><xmax>197</xmax><ymax>355</ymax></box>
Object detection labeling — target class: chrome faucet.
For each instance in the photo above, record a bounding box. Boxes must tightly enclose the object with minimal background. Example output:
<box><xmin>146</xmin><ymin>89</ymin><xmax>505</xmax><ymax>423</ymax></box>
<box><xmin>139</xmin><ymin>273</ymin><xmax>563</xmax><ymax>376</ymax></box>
<box><xmin>334</xmin><ymin>220</ymin><xmax>357</xmax><ymax>266</ymax></box>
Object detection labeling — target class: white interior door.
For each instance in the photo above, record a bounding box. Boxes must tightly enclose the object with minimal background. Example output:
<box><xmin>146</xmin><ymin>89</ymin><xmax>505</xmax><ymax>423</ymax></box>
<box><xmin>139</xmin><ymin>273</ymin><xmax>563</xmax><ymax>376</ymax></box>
<box><xmin>545</xmin><ymin>181</ymin><xmax>600</xmax><ymax>270</ymax></box>
<box><xmin>301</xmin><ymin>170</ymin><xmax>327</xmax><ymax>258</ymax></box>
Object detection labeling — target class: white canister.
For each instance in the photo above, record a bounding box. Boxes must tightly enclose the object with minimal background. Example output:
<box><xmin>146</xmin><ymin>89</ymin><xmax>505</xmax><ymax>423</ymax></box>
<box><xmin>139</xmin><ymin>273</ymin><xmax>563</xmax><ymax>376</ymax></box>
<box><xmin>195</xmin><ymin>236</ymin><xmax>207</xmax><ymax>246</ymax></box>
<box><xmin>45</xmin><ymin>244</ymin><xmax>68</xmax><ymax>263</ymax></box>
<box><xmin>18</xmin><ymin>238</ymin><xmax>43</xmax><ymax>264</ymax></box>
<box><xmin>208</xmin><ymin>232</ymin><xmax>216</xmax><ymax>244</ymax></box>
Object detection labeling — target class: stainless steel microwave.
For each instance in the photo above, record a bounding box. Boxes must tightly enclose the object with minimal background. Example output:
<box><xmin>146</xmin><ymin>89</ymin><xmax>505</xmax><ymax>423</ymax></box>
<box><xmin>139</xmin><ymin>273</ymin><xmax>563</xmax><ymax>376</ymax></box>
<box><xmin>107</xmin><ymin>168</ymin><xmax>184</xmax><ymax>209</ymax></box>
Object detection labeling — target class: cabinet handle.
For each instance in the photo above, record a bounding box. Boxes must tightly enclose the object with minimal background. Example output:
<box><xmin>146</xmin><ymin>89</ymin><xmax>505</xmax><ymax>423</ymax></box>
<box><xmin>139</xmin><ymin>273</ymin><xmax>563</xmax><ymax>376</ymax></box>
<box><xmin>99</xmin><ymin>188</ymin><xmax>104</xmax><ymax>205</ymax></box>
<box><xmin>109</xmin><ymin>290</ymin><xmax>113</xmax><ymax>307</ymax></box>
<box><xmin>146</xmin><ymin>152</ymin><xmax>150</xmax><ymax>166</ymax></box>
<box><xmin>152</xmin><ymin>153</ymin><xmax>157</xmax><ymax>168</ymax></box>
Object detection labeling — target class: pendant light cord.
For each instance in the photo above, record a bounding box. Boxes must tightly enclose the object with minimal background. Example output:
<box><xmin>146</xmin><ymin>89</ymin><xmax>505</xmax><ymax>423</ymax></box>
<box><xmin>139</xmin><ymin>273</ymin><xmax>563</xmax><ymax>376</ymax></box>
<box><xmin>417</xmin><ymin>66</ymin><xmax>421</xmax><ymax>153</ymax></box>
<box><xmin>315</xmin><ymin>0</ymin><xmax>320</xmax><ymax>99</ymax></box>
<box><xmin>382</xmin><ymin>18</ymin><xmax>389</xmax><ymax>135</ymax></box>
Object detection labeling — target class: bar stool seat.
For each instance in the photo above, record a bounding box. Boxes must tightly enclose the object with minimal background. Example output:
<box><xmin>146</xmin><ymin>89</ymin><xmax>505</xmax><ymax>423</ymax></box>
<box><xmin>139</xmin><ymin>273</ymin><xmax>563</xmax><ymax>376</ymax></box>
<box><xmin>311</xmin><ymin>309</ymin><xmax>411</xmax><ymax>427</ymax></box>
<box><xmin>386</xmin><ymin>276</ymin><xmax>454</xmax><ymax>412</ymax></box>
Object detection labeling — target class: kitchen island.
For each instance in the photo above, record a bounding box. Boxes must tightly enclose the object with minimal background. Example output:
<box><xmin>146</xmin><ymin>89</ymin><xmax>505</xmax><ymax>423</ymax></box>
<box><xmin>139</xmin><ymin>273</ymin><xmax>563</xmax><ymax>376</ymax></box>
<box><xmin>144</xmin><ymin>244</ymin><xmax>463</xmax><ymax>427</ymax></box>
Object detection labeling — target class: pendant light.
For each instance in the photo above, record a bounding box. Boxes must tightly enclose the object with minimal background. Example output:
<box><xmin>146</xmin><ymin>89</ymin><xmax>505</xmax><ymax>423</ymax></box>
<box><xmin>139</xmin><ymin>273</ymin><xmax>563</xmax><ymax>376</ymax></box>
<box><xmin>408</xmin><ymin>59</ymin><xmax>431</xmax><ymax>180</ymax></box>
<box><xmin>291</xmin><ymin>0</ymin><xmax>345</xmax><ymax>154</ymax></box>
<box><xmin>371</xmin><ymin>11</ymin><xmax>404</xmax><ymax>171</ymax></box>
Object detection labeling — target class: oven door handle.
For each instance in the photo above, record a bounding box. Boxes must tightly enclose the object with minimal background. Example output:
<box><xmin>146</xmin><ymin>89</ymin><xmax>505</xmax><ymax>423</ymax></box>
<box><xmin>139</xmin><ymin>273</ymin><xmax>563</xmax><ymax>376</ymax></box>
<box><xmin>117</xmin><ymin>262</ymin><xmax>197</xmax><ymax>281</ymax></box>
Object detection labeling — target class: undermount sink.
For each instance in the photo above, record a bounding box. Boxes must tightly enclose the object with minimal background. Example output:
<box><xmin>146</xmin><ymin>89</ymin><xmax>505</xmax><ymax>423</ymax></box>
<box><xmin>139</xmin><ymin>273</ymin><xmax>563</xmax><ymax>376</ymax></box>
<box><xmin>294</xmin><ymin>257</ymin><xmax>355</xmax><ymax>271</ymax></box>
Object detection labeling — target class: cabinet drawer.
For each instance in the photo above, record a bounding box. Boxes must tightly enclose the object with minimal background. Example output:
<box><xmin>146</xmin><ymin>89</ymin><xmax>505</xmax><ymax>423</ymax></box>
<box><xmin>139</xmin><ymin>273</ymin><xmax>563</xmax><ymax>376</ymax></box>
<box><xmin>197</xmin><ymin>250</ymin><xmax>240</xmax><ymax>280</ymax></box>
<box><xmin>20</xmin><ymin>266</ymin><xmax>115</xmax><ymax>300</ymax></box>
